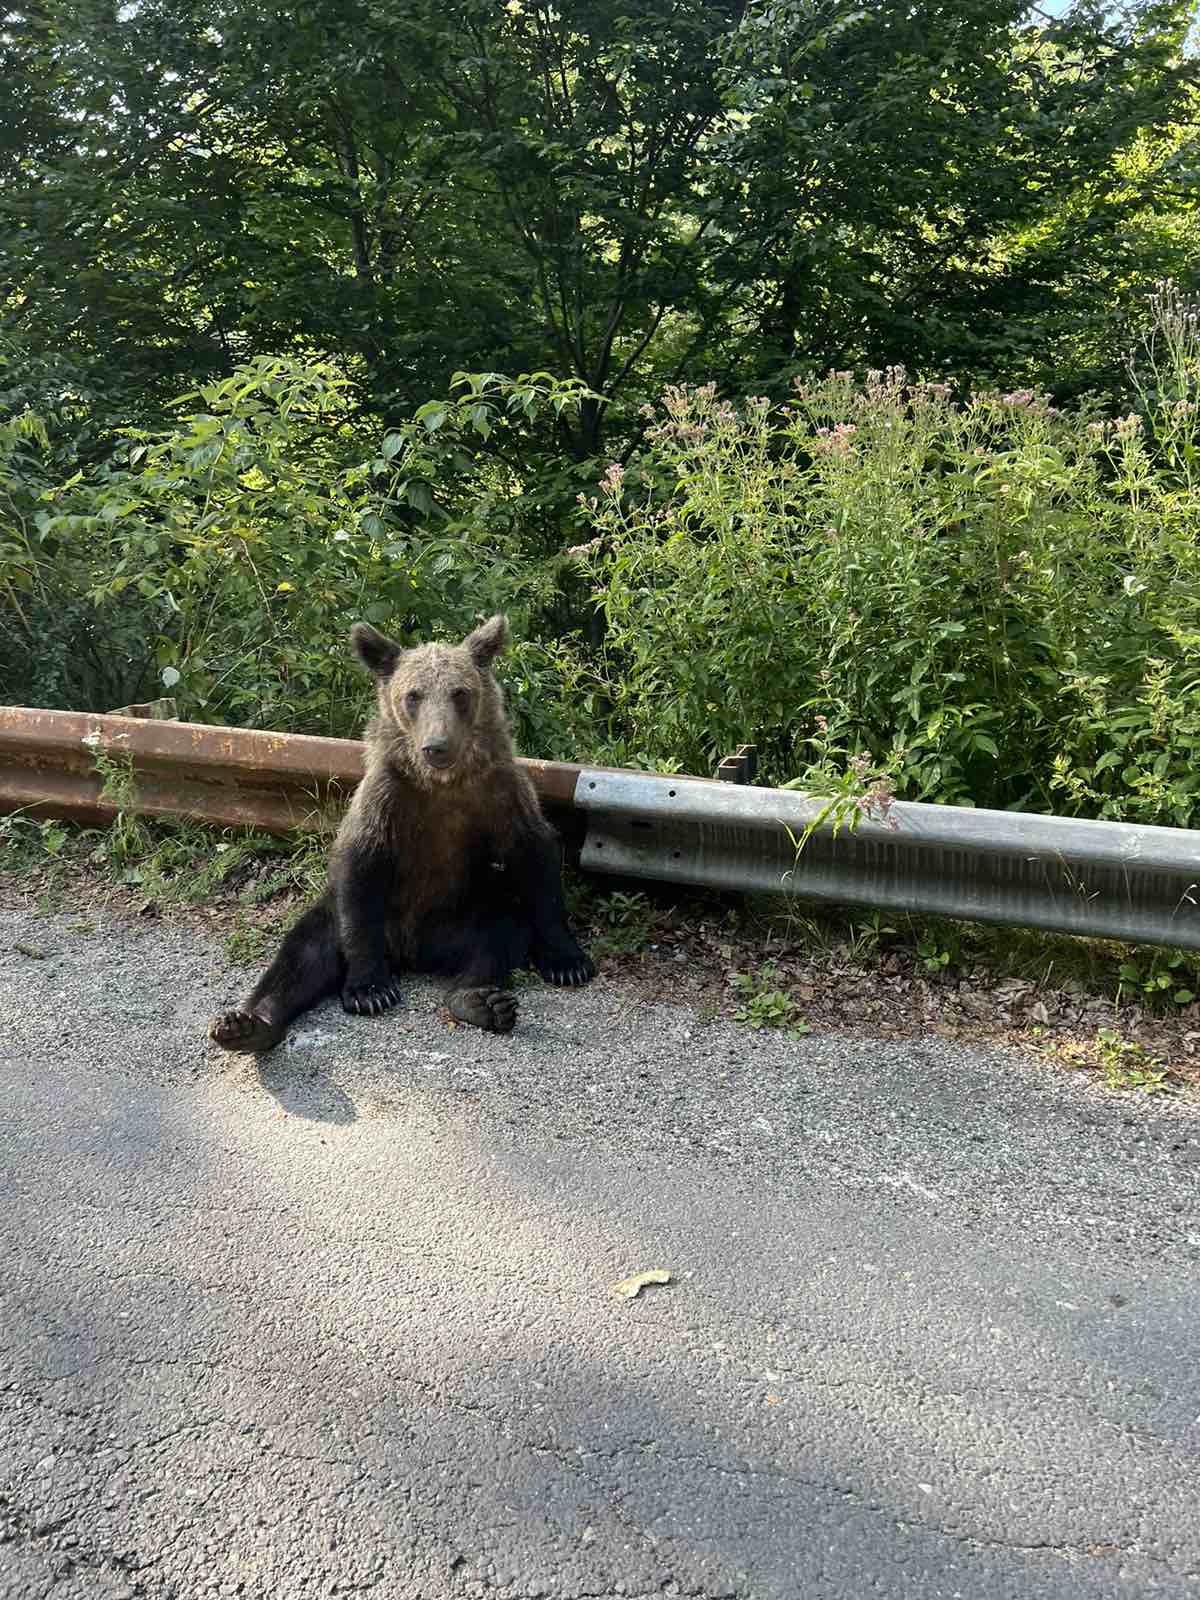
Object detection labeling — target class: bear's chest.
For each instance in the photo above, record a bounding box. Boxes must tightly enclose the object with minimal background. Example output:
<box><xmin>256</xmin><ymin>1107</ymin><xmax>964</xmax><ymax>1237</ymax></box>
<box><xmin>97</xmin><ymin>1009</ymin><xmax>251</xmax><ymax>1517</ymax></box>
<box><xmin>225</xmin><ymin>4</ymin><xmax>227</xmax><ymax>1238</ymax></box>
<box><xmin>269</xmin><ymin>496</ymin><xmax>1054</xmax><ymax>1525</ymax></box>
<box><xmin>385</xmin><ymin>796</ymin><xmax>504</xmax><ymax>915</ymax></box>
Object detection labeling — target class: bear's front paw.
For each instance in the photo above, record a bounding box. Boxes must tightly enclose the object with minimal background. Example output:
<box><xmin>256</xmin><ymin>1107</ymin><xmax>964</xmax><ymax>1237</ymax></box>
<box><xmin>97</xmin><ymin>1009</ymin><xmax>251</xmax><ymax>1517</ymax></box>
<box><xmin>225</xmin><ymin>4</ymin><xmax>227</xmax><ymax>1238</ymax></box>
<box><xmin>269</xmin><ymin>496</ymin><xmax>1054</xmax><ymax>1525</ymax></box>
<box><xmin>535</xmin><ymin>942</ymin><xmax>596</xmax><ymax>988</ymax></box>
<box><xmin>341</xmin><ymin>977</ymin><xmax>404</xmax><ymax>1017</ymax></box>
<box><xmin>448</xmin><ymin>987</ymin><xmax>518</xmax><ymax>1034</ymax></box>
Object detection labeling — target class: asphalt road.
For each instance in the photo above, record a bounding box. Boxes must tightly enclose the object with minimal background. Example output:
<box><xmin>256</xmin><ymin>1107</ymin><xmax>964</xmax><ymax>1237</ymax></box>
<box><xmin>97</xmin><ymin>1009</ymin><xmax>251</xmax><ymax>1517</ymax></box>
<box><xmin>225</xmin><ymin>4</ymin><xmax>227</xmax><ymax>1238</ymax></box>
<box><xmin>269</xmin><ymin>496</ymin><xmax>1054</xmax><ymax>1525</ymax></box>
<box><xmin>1</xmin><ymin>904</ymin><xmax>1199</xmax><ymax>1600</ymax></box>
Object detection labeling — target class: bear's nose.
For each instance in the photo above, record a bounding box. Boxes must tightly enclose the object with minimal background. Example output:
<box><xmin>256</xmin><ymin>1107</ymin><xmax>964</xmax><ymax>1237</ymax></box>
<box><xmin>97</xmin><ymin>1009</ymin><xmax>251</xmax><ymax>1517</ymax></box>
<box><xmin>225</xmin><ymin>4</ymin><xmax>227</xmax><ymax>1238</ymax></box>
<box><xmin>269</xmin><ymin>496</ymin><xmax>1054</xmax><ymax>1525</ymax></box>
<box><xmin>422</xmin><ymin>740</ymin><xmax>451</xmax><ymax>766</ymax></box>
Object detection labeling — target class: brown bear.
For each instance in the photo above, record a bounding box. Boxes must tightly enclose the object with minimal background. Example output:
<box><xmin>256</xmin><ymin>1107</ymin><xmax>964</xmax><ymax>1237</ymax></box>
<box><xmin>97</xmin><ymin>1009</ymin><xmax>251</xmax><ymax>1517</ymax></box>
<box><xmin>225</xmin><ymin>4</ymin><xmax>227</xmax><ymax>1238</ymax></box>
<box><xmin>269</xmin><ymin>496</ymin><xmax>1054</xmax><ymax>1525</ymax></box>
<box><xmin>209</xmin><ymin>614</ymin><xmax>594</xmax><ymax>1054</ymax></box>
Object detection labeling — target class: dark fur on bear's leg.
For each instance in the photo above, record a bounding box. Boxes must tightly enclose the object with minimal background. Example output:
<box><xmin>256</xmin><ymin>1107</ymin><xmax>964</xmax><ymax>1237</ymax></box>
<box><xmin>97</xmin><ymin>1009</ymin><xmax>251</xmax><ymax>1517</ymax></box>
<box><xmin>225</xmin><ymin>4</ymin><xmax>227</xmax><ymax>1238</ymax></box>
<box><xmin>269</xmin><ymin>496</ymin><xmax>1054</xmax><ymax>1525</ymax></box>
<box><xmin>516</xmin><ymin>829</ymin><xmax>596</xmax><ymax>988</ymax></box>
<box><xmin>209</xmin><ymin>902</ymin><xmax>343</xmax><ymax>1055</ymax></box>
<box><xmin>328</xmin><ymin>835</ymin><xmax>405</xmax><ymax>1018</ymax></box>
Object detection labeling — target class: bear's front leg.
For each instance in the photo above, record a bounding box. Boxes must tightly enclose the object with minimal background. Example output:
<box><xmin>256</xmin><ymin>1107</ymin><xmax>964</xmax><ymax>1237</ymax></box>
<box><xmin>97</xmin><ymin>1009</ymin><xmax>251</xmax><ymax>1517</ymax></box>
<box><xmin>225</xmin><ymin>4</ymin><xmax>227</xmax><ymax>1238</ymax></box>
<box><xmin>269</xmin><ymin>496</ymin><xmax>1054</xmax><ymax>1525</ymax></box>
<box><xmin>515</xmin><ymin>827</ymin><xmax>596</xmax><ymax>988</ymax></box>
<box><xmin>330</xmin><ymin>839</ymin><xmax>404</xmax><ymax>1017</ymax></box>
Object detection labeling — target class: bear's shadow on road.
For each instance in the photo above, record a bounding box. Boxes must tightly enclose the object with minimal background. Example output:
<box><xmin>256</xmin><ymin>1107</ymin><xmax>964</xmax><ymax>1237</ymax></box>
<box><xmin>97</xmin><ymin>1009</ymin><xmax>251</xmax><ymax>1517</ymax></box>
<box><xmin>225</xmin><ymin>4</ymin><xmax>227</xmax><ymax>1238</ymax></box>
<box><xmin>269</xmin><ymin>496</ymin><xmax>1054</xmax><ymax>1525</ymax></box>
<box><xmin>250</xmin><ymin>1006</ymin><xmax>358</xmax><ymax>1124</ymax></box>
<box><xmin>226</xmin><ymin>983</ymin><xmax>581</xmax><ymax>1126</ymax></box>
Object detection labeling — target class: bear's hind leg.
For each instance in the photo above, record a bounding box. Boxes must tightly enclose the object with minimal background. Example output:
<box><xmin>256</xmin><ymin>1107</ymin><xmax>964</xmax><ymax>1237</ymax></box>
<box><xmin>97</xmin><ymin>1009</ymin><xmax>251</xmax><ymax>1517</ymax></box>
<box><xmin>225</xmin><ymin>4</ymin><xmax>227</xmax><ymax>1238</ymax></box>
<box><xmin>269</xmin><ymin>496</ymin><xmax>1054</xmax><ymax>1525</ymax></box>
<box><xmin>437</xmin><ymin>913</ymin><xmax>528</xmax><ymax>1035</ymax></box>
<box><xmin>210</xmin><ymin>901</ymin><xmax>343</xmax><ymax>1054</ymax></box>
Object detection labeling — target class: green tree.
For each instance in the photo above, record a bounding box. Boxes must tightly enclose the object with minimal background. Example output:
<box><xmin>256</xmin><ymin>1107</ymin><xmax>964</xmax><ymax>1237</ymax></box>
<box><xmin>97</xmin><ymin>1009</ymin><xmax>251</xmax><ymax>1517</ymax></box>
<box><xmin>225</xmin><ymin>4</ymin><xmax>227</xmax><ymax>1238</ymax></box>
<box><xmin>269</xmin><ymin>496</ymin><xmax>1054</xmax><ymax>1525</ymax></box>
<box><xmin>714</xmin><ymin>0</ymin><xmax>1198</xmax><ymax>390</ymax></box>
<box><xmin>1</xmin><ymin>0</ymin><xmax>1195</xmax><ymax>452</ymax></box>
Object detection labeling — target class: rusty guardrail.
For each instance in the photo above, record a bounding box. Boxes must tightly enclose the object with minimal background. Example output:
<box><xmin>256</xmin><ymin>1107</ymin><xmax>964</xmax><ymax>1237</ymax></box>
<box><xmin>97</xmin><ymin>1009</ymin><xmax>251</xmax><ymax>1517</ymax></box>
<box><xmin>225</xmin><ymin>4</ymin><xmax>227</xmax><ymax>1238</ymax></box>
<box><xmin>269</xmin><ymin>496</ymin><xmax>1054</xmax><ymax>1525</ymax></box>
<box><xmin>0</xmin><ymin>706</ymin><xmax>583</xmax><ymax>835</ymax></box>
<box><xmin>4</xmin><ymin>704</ymin><xmax>1200</xmax><ymax>950</ymax></box>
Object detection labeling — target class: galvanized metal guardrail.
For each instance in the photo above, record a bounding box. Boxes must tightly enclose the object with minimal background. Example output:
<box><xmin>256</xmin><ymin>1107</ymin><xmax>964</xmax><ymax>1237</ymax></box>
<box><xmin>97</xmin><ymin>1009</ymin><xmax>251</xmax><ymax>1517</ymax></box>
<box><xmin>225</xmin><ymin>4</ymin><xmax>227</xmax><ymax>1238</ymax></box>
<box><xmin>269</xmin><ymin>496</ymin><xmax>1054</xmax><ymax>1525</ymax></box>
<box><xmin>579</xmin><ymin>769</ymin><xmax>1200</xmax><ymax>950</ymax></box>
<box><xmin>3</xmin><ymin>705</ymin><xmax>1200</xmax><ymax>950</ymax></box>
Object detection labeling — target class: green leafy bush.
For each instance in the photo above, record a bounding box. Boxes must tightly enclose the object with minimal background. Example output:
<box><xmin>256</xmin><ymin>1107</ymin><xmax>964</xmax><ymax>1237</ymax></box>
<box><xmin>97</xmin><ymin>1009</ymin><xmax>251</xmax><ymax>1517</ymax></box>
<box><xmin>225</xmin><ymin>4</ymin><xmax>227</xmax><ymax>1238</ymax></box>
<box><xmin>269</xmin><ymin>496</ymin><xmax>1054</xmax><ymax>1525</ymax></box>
<box><xmin>5</xmin><ymin>358</ymin><xmax>596</xmax><ymax>751</ymax></box>
<box><xmin>574</xmin><ymin>287</ymin><xmax>1200</xmax><ymax>824</ymax></box>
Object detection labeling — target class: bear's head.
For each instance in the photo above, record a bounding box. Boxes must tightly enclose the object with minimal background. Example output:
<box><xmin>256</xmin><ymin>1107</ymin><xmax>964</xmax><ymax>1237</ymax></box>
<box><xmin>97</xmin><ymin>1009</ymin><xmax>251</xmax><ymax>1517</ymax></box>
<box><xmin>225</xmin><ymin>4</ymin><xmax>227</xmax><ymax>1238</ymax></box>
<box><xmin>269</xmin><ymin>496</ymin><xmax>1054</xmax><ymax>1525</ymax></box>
<box><xmin>350</xmin><ymin>614</ymin><xmax>511</xmax><ymax>784</ymax></box>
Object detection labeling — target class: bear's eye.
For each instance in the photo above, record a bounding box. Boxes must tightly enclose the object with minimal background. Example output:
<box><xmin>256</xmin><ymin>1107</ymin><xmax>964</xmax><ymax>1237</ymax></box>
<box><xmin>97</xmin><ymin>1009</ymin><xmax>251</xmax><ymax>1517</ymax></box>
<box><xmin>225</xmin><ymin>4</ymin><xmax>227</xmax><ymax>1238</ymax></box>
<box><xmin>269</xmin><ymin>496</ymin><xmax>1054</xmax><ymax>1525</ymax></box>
<box><xmin>451</xmin><ymin>688</ymin><xmax>471</xmax><ymax>713</ymax></box>
<box><xmin>403</xmin><ymin>690</ymin><xmax>423</xmax><ymax>715</ymax></box>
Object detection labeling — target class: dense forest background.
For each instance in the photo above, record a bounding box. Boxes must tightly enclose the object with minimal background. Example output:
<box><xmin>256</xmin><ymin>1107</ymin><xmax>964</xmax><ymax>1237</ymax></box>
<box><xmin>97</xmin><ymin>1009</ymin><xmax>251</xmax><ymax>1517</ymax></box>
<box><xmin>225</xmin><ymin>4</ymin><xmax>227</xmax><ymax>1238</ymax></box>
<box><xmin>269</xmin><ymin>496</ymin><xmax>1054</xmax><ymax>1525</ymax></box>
<box><xmin>2</xmin><ymin>0</ymin><xmax>1199</xmax><ymax>821</ymax></box>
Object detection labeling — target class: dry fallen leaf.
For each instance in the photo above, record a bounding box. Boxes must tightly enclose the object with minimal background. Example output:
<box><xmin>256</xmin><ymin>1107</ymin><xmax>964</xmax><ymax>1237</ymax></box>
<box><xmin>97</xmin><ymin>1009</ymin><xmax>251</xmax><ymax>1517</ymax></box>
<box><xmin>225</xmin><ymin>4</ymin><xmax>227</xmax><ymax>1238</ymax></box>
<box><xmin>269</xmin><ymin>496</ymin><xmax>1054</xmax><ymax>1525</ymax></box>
<box><xmin>610</xmin><ymin>1268</ymin><xmax>671</xmax><ymax>1300</ymax></box>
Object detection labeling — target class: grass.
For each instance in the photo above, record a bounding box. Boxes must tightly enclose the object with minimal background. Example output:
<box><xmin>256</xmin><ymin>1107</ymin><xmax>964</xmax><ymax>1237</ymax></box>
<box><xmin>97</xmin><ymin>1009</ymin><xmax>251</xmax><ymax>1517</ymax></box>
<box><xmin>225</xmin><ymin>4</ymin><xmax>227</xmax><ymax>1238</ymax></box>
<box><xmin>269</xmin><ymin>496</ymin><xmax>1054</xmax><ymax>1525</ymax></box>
<box><xmin>0</xmin><ymin>807</ymin><xmax>330</xmax><ymax>931</ymax></box>
<box><xmin>224</xmin><ymin>917</ymin><xmax>277</xmax><ymax>966</ymax></box>
<box><xmin>1046</xmin><ymin>1027</ymin><xmax>1176</xmax><ymax>1094</ymax></box>
<box><xmin>1094</xmin><ymin>1030</ymin><xmax>1173</xmax><ymax>1093</ymax></box>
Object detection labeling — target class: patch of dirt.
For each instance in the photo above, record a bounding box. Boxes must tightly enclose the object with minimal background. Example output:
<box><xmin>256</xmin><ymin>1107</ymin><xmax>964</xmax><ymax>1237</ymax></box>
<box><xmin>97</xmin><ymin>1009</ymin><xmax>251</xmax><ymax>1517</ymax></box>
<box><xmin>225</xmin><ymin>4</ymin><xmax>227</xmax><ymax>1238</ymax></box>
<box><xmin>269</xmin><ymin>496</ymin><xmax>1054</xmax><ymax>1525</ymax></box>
<box><xmin>596</xmin><ymin>916</ymin><xmax>1200</xmax><ymax>1094</ymax></box>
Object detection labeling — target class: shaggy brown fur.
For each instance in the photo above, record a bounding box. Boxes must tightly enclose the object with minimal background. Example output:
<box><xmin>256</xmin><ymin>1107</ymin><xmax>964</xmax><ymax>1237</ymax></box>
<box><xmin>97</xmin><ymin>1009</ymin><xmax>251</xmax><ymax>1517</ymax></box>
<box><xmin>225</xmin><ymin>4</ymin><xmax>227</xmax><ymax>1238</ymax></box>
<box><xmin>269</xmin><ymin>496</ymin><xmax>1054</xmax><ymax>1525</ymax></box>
<box><xmin>210</xmin><ymin>614</ymin><xmax>593</xmax><ymax>1053</ymax></box>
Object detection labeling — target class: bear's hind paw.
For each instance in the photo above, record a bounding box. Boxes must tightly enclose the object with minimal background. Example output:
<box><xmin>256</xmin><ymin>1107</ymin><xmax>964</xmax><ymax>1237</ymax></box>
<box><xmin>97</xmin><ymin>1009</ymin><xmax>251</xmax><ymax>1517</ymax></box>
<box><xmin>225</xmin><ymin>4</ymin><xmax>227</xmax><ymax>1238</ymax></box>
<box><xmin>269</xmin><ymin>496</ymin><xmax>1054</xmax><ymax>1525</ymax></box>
<box><xmin>448</xmin><ymin>986</ymin><xmax>518</xmax><ymax>1034</ymax></box>
<box><xmin>210</xmin><ymin>1009</ymin><xmax>284</xmax><ymax>1055</ymax></box>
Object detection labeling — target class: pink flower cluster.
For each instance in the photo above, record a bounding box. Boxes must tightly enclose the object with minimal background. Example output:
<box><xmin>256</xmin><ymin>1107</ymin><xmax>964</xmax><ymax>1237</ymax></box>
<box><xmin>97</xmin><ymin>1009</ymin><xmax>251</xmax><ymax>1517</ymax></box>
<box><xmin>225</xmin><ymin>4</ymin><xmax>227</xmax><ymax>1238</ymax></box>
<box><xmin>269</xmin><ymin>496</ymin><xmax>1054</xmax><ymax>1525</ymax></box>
<box><xmin>858</xmin><ymin>778</ymin><xmax>898</xmax><ymax>829</ymax></box>
<box><xmin>849</xmin><ymin>755</ymin><xmax>898</xmax><ymax>827</ymax></box>
<box><xmin>997</xmin><ymin>389</ymin><xmax>1058</xmax><ymax>415</ymax></box>
<box><xmin>811</xmin><ymin>422</ymin><xmax>858</xmax><ymax>455</ymax></box>
<box><xmin>643</xmin><ymin>382</ymin><xmax>742</xmax><ymax>445</ymax></box>
<box><xmin>865</xmin><ymin>365</ymin><xmax>908</xmax><ymax>400</ymax></box>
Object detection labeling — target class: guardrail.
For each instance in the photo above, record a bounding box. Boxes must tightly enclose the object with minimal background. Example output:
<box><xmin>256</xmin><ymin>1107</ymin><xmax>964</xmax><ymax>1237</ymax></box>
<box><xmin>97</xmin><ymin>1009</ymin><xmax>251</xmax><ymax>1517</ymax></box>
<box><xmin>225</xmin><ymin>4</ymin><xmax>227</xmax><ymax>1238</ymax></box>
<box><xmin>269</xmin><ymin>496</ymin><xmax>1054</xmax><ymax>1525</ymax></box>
<box><xmin>3</xmin><ymin>705</ymin><xmax>1200</xmax><ymax>950</ymax></box>
<box><xmin>0</xmin><ymin>706</ymin><xmax>583</xmax><ymax>833</ymax></box>
<box><xmin>578</xmin><ymin>770</ymin><xmax>1200</xmax><ymax>951</ymax></box>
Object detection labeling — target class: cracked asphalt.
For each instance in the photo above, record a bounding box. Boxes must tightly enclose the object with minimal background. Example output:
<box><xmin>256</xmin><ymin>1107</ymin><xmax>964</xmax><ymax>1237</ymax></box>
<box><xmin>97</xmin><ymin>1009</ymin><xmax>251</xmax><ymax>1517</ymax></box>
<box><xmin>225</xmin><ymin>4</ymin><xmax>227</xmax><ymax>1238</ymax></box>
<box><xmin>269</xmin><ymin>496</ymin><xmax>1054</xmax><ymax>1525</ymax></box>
<box><xmin>2</xmin><ymin>904</ymin><xmax>1199</xmax><ymax>1600</ymax></box>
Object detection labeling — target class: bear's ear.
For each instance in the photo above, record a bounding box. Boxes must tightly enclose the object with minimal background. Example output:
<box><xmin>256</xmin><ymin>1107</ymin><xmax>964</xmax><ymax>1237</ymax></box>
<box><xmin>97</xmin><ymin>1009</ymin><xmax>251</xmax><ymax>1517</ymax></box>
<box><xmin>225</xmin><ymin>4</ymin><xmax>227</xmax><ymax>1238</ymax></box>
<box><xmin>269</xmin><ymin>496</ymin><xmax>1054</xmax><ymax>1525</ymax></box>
<box><xmin>463</xmin><ymin>614</ymin><xmax>509</xmax><ymax>672</ymax></box>
<box><xmin>350</xmin><ymin>621</ymin><xmax>402</xmax><ymax>678</ymax></box>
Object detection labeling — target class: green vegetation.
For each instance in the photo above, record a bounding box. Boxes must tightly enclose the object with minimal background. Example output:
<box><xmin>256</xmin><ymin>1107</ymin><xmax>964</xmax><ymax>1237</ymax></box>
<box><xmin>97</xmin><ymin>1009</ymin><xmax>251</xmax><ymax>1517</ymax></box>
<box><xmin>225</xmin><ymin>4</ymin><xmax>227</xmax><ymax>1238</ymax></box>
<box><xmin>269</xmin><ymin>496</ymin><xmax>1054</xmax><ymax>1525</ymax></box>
<box><xmin>580</xmin><ymin>293</ymin><xmax>1200</xmax><ymax>818</ymax></box>
<box><xmin>1093</xmin><ymin>1029</ymin><xmax>1173</xmax><ymax>1093</ymax></box>
<box><xmin>2</xmin><ymin>0</ymin><xmax>1199</xmax><ymax>833</ymax></box>
<box><xmin>730</xmin><ymin>966</ymin><xmax>812</xmax><ymax>1034</ymax></box>
<box><xmin>583</xmin><ymin>889</ymin><xmax>658</xmax><ymax>958</ymax></box>
<box><xmin>6</xmin><ymin>292</ymin><xmax>1200</xmax><ymax>828</ymax></box>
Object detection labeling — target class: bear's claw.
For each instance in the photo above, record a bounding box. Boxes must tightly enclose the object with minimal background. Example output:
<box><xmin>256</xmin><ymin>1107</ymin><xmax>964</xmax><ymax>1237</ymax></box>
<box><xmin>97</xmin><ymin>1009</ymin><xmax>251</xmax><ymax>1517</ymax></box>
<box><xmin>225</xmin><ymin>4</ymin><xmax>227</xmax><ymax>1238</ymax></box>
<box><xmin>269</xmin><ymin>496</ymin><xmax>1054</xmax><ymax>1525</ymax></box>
<box><xmin>341</xmin><ymin>979</ymin><xmax>404</xmax><ymax>1017</ymax></box>
<box><xmin>536</xmin><ymin>951</ymin><xmax>596</xmax><ymax>988</ymax></box>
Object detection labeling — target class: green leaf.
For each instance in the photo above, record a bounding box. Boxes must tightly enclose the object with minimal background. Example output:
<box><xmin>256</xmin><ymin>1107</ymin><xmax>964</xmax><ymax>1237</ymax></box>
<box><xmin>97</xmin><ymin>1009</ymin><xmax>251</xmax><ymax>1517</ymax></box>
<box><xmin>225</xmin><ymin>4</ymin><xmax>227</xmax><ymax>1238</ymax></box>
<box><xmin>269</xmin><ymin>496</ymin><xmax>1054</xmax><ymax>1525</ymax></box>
<box><xmin>416</xmin><ymin>404</ymin><xmax>448</xmax><ymax>433</ymax></box>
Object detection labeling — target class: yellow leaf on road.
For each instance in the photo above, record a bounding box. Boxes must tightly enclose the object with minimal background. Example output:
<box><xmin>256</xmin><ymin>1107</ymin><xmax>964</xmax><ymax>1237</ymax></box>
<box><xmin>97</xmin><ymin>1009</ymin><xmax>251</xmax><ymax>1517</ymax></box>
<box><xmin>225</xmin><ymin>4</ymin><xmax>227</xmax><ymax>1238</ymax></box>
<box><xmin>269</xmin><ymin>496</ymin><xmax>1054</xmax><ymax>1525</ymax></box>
<box><xmin>611</xmin><ymin>1269</ymin><xmax>671</xmax><ymax>1300</ymax></box>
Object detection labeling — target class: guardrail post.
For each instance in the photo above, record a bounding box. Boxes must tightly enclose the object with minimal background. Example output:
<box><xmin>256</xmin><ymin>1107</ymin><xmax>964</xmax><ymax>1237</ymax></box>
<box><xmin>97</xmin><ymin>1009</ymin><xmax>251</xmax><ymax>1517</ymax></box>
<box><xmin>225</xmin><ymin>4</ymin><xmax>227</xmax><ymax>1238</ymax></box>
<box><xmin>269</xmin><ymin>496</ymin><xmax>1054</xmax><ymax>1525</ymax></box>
<box><xmin>717</xmin><ymin>743</ymin><xmax>758</xmax><ymax>784</ymax></box>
